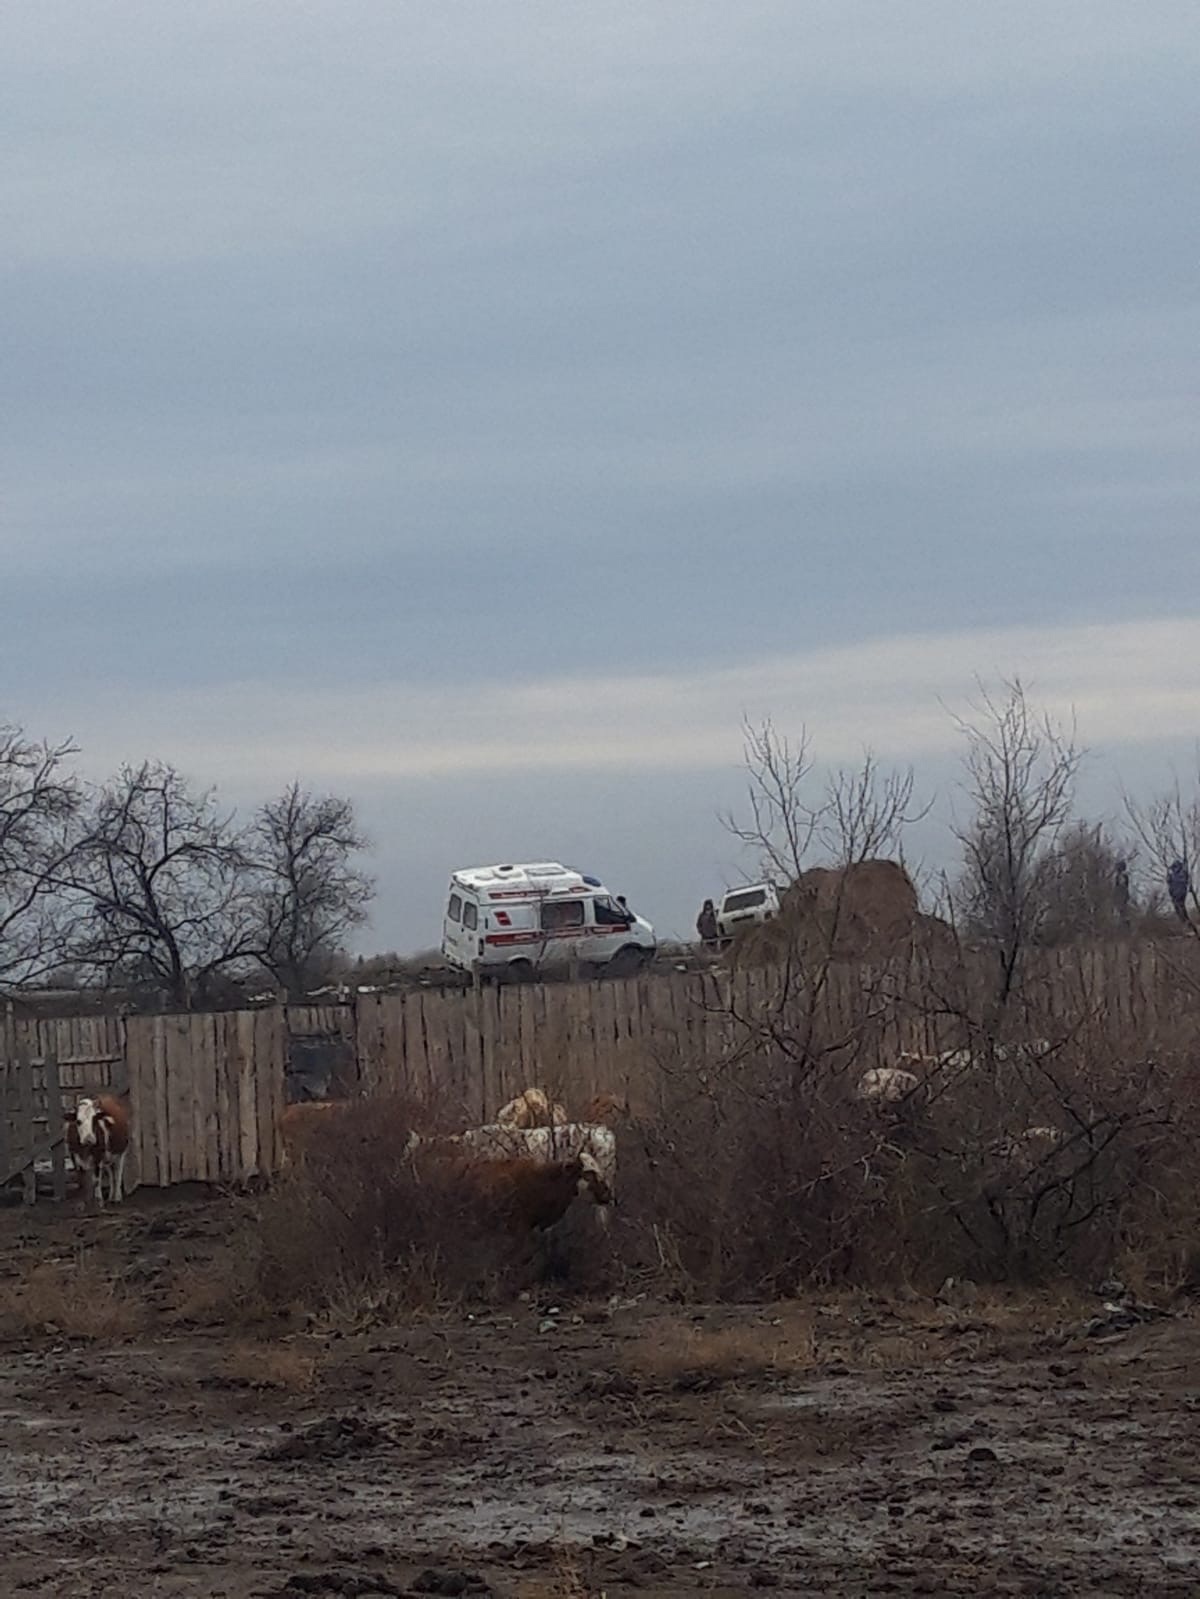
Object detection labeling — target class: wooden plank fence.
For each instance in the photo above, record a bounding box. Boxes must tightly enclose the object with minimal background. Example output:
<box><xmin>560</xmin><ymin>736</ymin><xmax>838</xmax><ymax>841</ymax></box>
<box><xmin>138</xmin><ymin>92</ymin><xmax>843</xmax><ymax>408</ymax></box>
<box><xmin>125</xmin><ymin>1009</ymin><xmax>284</xmax><ymax>1188</ymax></box>
<box><xmin>1</xmin><ymin>1046</ymin><xmax>68</xmax><ymax>1203</ymax></box>
<box><xmin>346</xmin><ymin>939</ymin><xmax>1200</xmax><ymax>1116</ymax></box>
<box><xmin>2</xmin><ymin>1008</ymin><xmax>126</xmax><ymax>1101</ymax></box>
<box><xmin>6</xmin><ymin>938</ymin><xmax>1200</xmax><ymax>1201</ymax></box>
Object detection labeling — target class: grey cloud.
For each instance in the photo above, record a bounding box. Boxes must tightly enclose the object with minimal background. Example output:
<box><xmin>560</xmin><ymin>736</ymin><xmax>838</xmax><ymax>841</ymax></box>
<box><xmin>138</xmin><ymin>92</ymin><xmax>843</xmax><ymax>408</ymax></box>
<box><xmin>3</xmin><ymin>1</ymin><xmax>1198</xmax><ymax>950</ymax></box>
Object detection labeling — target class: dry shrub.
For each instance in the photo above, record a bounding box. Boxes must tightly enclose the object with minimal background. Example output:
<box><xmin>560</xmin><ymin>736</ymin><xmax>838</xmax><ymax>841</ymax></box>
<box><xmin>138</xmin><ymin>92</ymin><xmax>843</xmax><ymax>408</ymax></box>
<box><xmin>255</xmin><ymin>967</ymin><xmax>1200</xmax><ymax>1311</ymax></box>
<box><xmin>0</xmin><ymin>1258</ymin><xmax>144</xmax><ymax>1341</ymax></box>
<box><xmin>165</xmin><ymin>1267</ymin><xmax>235</xmax><ymax>1327</ymax></box>
<box><xmin>217</xmin><ymin>1339</ymin><xmax>321</xmax><ymax>1393</ymax></box>
<box><xmin>257</xmin><ymin>1095</ymin><xmax>602</xmax><ymax>1319</ymax></box>
<box><xmin>610</xmin><ymin>980</ymin><xmax>1200</xmax><ymax>1299</ymax></box>
<box><xmin>624</xmin><ymin>1320</ymin><xmax>813</xmax><ymax>1389</ymax></box>
<box><xmin>167</xmin><ymin>1259</ymin><xmax>266</xmax><ymax>1328</ymax></box>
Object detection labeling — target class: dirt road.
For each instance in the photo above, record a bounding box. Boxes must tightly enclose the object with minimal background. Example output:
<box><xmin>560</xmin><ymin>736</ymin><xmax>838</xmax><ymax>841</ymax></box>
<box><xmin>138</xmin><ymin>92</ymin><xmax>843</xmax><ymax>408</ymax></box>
<box><xmin>1</xmin><ymin>1192</ymin><xmax>1198</xmax><ymax>1596</ymax></box>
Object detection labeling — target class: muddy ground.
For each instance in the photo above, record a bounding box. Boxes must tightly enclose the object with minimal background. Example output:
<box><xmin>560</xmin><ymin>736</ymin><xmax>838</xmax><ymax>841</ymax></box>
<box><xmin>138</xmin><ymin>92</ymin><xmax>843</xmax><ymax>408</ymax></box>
<box><xmin>1</xmin><ymin>1189</ymin><xmax>1198</xmax><ymax>1597</ymax></box>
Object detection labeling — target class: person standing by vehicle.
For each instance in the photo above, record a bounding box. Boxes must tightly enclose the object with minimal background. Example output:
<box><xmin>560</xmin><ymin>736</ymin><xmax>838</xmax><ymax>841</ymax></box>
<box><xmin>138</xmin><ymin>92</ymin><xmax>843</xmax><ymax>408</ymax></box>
<box><xmin>1114</xmin><ymin>857</ymin><xmax>1131</xmax><ymax>931</ymax></box>
<box><xmin>1167</xmin><ymin>858</ymin><xmax>1190</xmax><ymax>924</ymax></box>
<box><xmin>696</xmin><ymin>898</ymin><xmax>719</xmax><ymax>947</ymax></box>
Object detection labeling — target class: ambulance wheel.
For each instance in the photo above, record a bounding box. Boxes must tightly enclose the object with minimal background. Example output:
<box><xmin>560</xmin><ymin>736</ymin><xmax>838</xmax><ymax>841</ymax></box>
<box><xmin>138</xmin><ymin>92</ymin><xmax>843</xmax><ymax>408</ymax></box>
<box><xmin>506</xmin><ymin>959</ymin><xmax>535</xmax><ymax>983</ymax></box>
<box><xmin>608</xmin><ymin>945</ymin><xmax>652</xmax><ymax>978</ymax></box>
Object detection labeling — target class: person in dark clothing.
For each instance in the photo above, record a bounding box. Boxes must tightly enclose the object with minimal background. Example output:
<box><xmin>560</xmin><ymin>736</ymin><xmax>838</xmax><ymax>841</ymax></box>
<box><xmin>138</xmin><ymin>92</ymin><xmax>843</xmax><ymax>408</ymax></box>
<box><xmin>1167</xmin><ymin>858</ymin><xmax>1190</xmax><ymax>923</ymax></box>
<box><xmin>1114</xmin><ymin>858</ymin><xmax>1131</xmax><ymax>930</ymax></box>
<box><xmin>696</xmin><ymin>898</ymin><xmax>719</xmax><ymax>947</ymax></box>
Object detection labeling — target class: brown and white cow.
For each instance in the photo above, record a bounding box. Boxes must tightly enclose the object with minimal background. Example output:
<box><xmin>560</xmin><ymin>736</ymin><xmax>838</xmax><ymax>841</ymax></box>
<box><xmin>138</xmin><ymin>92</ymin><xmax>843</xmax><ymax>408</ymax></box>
<box><xmin>419</xmin><ymin>1122</ymin><xmax>615</xmax><ymax>1217</ymax></box>
<box><xmin>65</xmin><ymin>1094</ymin><xmax>130</xmax><ymax>1205</ymax></box>
<box><xmin>422</xmin><ymin>1150</ymin><xmax>612</xmax><ymax>1233</ymax></box>
<box><xmin>495</xmin><ymin>1087</ymin><xmax>569</xmax><ymax>1129</ymax></box>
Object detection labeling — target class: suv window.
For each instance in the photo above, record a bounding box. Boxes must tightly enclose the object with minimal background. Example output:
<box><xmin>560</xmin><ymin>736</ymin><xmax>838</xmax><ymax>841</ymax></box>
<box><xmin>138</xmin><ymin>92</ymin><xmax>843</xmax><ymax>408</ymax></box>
<box><xmin>447</xmin><ymin>893</ymin><xmax>463</xmax><ymax>923</ymax></box>
<box><xmin>541</xmin><ymin>898</ymin><xmax>585</xmax><ymax>931</ymax></box>
<box><xmin>463</xmin><ymin>901</ymin><xmax>478</xmax><ymax>931</ymax></box>
<box><xmin>723</xmin><ymin>888</ymin><xmax>768</xmax><ymax>913</ymax></box>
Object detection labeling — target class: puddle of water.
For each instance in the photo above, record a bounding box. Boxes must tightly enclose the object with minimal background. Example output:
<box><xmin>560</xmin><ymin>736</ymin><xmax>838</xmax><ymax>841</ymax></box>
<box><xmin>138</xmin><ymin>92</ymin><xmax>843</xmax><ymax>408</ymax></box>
<box><xmin>0</xmin><ymin>1410</ymin><xmax>65</xmax><ymax>1431</ymax></box>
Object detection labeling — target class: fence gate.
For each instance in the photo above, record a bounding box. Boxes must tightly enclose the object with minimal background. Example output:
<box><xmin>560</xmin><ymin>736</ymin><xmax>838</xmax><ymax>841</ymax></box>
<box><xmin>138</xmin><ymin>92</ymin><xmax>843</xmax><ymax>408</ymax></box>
<box><xmin>284</xmin><ymin>1003</ymin><xmax>358</xmax><ymax>1102</ymax></box>
<box><xmin>0</xmin><ymin>1047</ymin><xmax>68</xmax><ymax>1204</ymax></box>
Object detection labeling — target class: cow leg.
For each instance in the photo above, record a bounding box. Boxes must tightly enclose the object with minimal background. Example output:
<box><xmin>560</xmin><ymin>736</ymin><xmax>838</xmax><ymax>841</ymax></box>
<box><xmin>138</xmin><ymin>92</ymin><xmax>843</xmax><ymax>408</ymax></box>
<box><xmin>112</xmin><ymin>1152</ymin><xmax>126</xmax><ymax>1203</ymax></box>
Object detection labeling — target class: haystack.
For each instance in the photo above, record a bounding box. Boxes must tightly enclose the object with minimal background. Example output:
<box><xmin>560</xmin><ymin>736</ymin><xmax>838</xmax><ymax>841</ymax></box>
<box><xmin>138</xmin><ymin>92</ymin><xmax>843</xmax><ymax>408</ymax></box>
<box><xmin>728</xmin><ymin>858</ymin><xmax>950</xmax><ymax>965</ymax></box>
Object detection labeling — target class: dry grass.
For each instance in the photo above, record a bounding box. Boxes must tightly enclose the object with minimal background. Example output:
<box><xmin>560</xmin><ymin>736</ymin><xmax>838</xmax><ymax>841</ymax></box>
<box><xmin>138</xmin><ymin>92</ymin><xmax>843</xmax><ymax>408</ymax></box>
<box><xmin>166</xmin><ymin>1264</ymin><xmax>246</xmax><ymax>1328</ymax></box>
<box><xmin>216</xmin><ymin>1339</ymin><xmax>321</xmax><ymax>1393</ymax></box>
<box><xmin>515</xmin><ymin>1551</ymin><xmax>589</xmax><ymax>1598</ymax></box>
<box><xmin>0</xmin><ymin>1258</ymin><xmax>144</xmax><ymax>1342</ymax></box>
<box><xmin>623</xmin><ymin>1319</ymin><xmax>815</xmax><ymax>1389</ymax></box>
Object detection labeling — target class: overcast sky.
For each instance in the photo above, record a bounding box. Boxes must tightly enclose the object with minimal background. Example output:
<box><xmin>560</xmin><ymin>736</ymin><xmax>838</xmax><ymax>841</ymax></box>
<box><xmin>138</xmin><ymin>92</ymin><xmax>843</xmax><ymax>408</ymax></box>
<box><xmin>4</xmin><ymin>2</ymin><xmax>1198</xmax><ymax>949</ymax></box>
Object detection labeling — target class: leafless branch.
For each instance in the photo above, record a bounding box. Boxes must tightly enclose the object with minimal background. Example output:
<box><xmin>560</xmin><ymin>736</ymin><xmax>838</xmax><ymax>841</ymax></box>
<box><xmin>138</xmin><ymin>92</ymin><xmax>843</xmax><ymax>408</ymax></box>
<box><xmin>950</xmin><ymin>678</ymin><xmax>1082</xmax><ymax>1003</ymax></box>
<box><xmin>820</xmin><ymin>751</ymin><xmax>930</xmax><ymax>866</ymax></box>
<box><xmin>247</xmin><ymin>781</ymin><xmax>375</xmax><ymax>997</ymax></box>
<box><xmin>0</xmin><ymin>725</ymin><xmax>85</xmax><ymax>989</ymax></box>
<box><xmin>719</xmin><ymin>718</ymin><xmax>820</xmax><ymax>884</ymax></box>
<box><xmin>63</xmin><ymin>761</ymin><xmax>257</xmax><ymax>1007</ymax></box>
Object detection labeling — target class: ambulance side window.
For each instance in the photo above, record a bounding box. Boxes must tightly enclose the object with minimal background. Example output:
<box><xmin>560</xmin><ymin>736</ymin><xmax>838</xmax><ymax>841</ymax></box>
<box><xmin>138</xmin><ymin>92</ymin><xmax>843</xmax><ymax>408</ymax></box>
<box><xmin>463</xmin><ymin>901</ymin><xmax>478</xmax><ymax>931</ymax></box>
<box><xmin>540</xmin><ymin>899</ymin><xmax>585</xmax><ymax>931</ymax></box>
<box><xmin>447</xmin><ymin>893</ymin><xmax>463</xmax><ymax>924</ymax></box>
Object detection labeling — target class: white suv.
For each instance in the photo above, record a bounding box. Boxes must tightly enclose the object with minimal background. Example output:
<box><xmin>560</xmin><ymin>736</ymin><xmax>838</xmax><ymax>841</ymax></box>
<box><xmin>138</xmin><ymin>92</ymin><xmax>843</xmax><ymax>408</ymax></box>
<box><xmin>716</xmin><ymin>882</ymin><xmax>780</xmax><ymax>939</ymax></box>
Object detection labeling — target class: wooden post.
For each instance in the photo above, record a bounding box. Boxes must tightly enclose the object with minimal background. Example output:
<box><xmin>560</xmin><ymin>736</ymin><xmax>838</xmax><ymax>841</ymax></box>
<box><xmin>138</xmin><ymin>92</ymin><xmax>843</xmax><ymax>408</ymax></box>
<box><xmin>15</xmin><ymin>1045</ymin><xmax>35</xmax><ymax>1205</ymax></box>
<box><xmin>44</xmin><ymin>1047</ymin><xmax>67</xmax><ymax>1202</ymax></box>
<box><xmin>0</xmin><ymin>1055</ymin><xmax>10</xmax><ymax>1196</ymax></box>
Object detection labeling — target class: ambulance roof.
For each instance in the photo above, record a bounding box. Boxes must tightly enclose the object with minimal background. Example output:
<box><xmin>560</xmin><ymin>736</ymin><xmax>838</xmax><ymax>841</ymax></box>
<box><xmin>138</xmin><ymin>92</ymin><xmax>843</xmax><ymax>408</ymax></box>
<box><xmin>451</xmin><ymin>862</ymin><xmax>597</xmax><ymax>897</ymax></box>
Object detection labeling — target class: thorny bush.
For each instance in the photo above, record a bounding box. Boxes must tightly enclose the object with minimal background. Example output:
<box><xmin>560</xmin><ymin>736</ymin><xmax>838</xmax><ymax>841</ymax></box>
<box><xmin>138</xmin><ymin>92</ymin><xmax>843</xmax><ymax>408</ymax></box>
<box><xmin>610</xmin><ymin>1015</ymin><xmax>1200</xmax><ymax>1299</ymax></box>
<box><xmin>254</xmin><ymin>1016</ymin><xmax>1200</xmax><ymax>1316</ymax></box>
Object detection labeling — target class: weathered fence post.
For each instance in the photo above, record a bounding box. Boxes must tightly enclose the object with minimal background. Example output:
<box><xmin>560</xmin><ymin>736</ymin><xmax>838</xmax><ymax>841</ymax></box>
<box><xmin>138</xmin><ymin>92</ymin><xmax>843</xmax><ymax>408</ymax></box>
<box><xmin>0</xmin><ymin>1054</ymin><xmax>10</xmax><ymax>1197</ymax></box>
<box><xmin>44</xmin><ymin>1047</ymin><xmax>67</xmax><ymax>1202</ymax></box>
<box><xmin>15</xmin><ymin>1046</ymin><xmax>35</xmax><ymax>1204</ymax></box>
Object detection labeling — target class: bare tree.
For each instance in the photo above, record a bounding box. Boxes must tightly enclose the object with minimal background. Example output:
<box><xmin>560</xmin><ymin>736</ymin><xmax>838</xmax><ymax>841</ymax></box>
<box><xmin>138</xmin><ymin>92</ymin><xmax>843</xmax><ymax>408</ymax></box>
<box><xmin>248</xmin><ymin>782</ymin><xmax>374</xmax><ymax>997</ymax></box>
<box><xmin>720</xmin><ymin>718</ymin><xmax>819</xmax><ymax>884</ymax></box>
<box><xmin>819</xmin><ymin>750</ymin><xmax>926</xmax><ymax>867</ymax></box>
<box><xmin>716</xmin><ymin>720</ymin><xmax>924</xmax><ymax>1078</ymax></box>
<box><xmin>0</xmin><ymin>725</ymin><xmax>83</xmax><ymax>988</ymax></box>
<box><xmin>65</xmin><ymin>762</ymin><xmax>256</xmax><ymax>1007</ymax></box>
<box><xmin>952</xmin><ymin>679</ymin><xmax>1082</xmax><ymax>1001</ymax></box>
<box><xmin>722</xmin><ymin>719</ymin><xmax>923</xmax><ymax>880</ymax></box>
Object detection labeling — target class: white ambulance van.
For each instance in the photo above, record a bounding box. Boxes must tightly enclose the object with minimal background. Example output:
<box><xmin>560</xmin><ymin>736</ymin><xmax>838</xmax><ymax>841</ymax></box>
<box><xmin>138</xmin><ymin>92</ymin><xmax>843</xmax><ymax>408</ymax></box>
<box><xmin>441</xmin><ymin>862</ymin><xmax>656</xmax><ymax>980</ymax></box>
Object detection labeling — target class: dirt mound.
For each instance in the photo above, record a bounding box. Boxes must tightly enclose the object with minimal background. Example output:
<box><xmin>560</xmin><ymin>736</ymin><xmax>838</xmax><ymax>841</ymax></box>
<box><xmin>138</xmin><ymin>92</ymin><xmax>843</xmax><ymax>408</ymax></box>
<box><xmin>790</xmin><ymin>858</ymin><xmax>918</xmax><ymax>946</ymax></box>
<box><xmin>731</xmin><ymin>859</ymin><xmax>945</xmax><ymax>964</ymax></box>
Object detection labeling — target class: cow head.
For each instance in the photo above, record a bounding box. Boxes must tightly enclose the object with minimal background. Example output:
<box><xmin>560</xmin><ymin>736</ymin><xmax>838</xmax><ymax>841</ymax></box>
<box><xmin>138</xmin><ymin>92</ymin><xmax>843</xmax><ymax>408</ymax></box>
<box><xmin>576</xmin><ymin>1150</ymin><xmax>613</xmax><ymax>1208</ymax></box>
<box><xmin>74</xmin><ymin>1097</ymin><xmax>101</xmax><ymax>1147</ymax></box>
